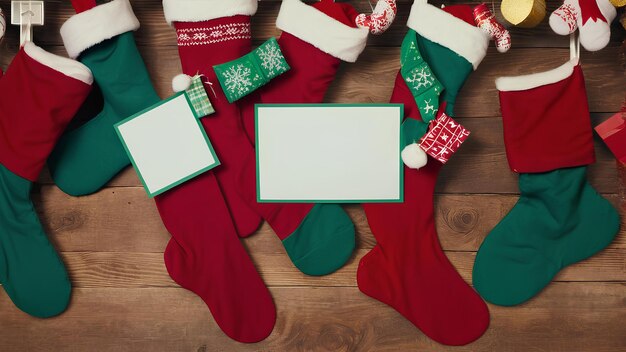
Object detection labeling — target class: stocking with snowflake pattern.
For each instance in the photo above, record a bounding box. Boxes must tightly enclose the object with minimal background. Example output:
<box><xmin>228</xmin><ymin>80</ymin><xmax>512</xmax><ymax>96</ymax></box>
<box><xmin>222</xmin><ymin>0</ymin><xmax>371</xmax><ymax>276</ymax></box>
<box><xmin>357</xmin><ymin>1</ymin><xmax>491</xmax><ymax>346</ymax></box>
<box><xmin>164</xmin><ymin>0</ymin><xmax>362</xmax><ymax>276</ymax></box>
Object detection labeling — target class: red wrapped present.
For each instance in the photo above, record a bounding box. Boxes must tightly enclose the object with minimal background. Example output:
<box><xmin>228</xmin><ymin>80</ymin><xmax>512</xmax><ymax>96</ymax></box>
<box><xmin>595</xmin><ymin>111</ymin><xmax>626</xmax><ymax>162</ymax></box>
<box><xmin>419</xmin><ymin>113</ymin><xmax>470</xmax><ymax>164</ymax></box>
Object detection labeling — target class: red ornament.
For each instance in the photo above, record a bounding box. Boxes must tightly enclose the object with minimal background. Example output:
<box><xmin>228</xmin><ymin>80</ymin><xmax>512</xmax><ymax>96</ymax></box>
<box><xmin>419</xmin><ymin>112</ymin><xmax>470</xmax><ymax>164</ymax></box>
<box><xmin>473</xmin><ymin>3</ymin><xmax>512</xmax><ymax>53</ymax></box>
<box><xmin>356</xmin><ymin>0</ymin><xmax>397</xmax><ymax>35</ymax></box>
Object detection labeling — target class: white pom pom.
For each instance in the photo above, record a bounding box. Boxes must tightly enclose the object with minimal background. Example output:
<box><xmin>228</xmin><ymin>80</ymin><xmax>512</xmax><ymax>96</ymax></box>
<box><xmin>401</xmin><ymin>143</ymin><xmax>428</xmax><ymax>169</ymax></box>
<box><xmin>172</xmin><ymin>74</ymin><xmax>193</xmax><ymax>92</ymax></box>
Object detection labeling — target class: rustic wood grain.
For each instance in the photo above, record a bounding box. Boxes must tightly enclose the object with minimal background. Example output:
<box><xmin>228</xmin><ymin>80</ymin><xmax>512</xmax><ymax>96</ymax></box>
<box><xmin>0</xmin><ymin>0</ymin><xmax>623</xmax><ymax>350</ymax></box>
<box><xmin>54</xmin><ymin>246</ymin><xmax>626</xmax><ymax>289</ymax></box>
<box><xmin>35</xmin><ymin>186</ymin><xmax>626</xmax><ymax>254</ymax></box>
<box><xmin>0</xmin><ymin>284</ymin><xmax>625</xmax><ymax>352</ymax></box>
<box><xmin>32</xmin><ymin>187</ymin><xmax>626</xmax><ymax>288</ymax></box>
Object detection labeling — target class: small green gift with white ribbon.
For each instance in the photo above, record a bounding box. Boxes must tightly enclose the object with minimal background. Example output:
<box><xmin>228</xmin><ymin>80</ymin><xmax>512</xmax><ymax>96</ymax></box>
<box><xmin>214</xmin><ymin>37</ymin><xmax>290</xmax><ymax>103</ymax></box>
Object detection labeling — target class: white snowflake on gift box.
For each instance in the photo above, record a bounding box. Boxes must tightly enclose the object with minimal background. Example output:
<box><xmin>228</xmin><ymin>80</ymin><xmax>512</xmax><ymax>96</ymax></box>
<box><xmin>256</xmin><ymin>41</ymin><xmax>288</xmax><ymax>76</ymax></box>
<box><xmin>223</xmin><ymin>64</ymin><xmax>255</xmax><ymax>96</ymax></box>
<box><xmin>406</xmin><ymin>67</ymin><xmax>434</xmax><ymax>91</ymax></box>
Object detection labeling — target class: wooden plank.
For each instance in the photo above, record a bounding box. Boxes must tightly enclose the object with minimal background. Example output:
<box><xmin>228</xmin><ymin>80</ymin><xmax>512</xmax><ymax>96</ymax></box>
<box><xmin>35</xmin><ymin>186</ymin><xmax>625</xmax><ymax>254</ymax></box>
<box><xmin>0</xmin><ymin>284</ymin><xmax>624</xmax><ymax>352</ymax></box>
<box><xmin>2</xmin><ymin>0</ymin><xmax>622</xmax><ymax>48</ymax></box>
<box><xmin>34</xmin><ymin>115</ymin><xmax>620</xmax><ymax>191</ymax></box>
<box><xmin>55</xmin><ymin>245</ymin><xmax>626</xmax><ymax>288</ymax></box>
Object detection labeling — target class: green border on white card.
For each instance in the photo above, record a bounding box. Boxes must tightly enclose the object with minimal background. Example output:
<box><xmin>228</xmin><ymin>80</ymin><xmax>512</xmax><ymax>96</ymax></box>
<box><xmin>114</xmin><ymin>92</ymin><xmax>221</xmax><ymax>198</ymax></box>
<box><xmin>255</xmin><ymin>103</ymin><xmax>404</xmax><ymax>204</ymax></box>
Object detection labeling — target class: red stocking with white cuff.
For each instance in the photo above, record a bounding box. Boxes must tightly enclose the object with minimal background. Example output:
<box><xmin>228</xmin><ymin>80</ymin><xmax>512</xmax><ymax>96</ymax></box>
<box><xmin>164</xmin><ymin>0</ymin><xmax>363</xmax><ymax>276</ymax></box>
<box><xmin>233</xmin><ymin>0</ymin><xmax>369</xmax><ymax>276</ymax></box>
<box><xmin>157</xmin><ymin>0</ymin><xmax>275</xmax><ymax>343</ymax></box>
<box><xmin>157</xmin><ymin>0</ymin><xmax>363</xmax><ymax>339</ymax></box>
<box><xmin>357</xmin><ymin>2</ymin><xmax>490</xmax><ymax>346</ymax></box>
<box><xmin>358</xmin><ymin>74</ymin><xmax>490</xmax><ymax>346</ymax></box>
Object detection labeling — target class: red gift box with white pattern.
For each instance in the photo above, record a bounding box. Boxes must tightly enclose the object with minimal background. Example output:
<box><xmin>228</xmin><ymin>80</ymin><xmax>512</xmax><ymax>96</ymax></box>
<box><xmin>419</xmin><ymin>113</ymin><xmax>470</xmax><ymax>164</ymax></box>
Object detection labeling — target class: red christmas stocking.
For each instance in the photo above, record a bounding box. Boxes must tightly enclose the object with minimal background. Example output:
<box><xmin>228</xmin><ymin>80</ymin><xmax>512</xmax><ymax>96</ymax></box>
<box><xmin>163</xmin><ymin>8</ymin><xmax>261</xmax><ymax>238</ymax></box>
<box><xmin>248</xmin><ymin>0</ymin><xmax>365</xmax><ymax>109</ymax></box>
<box><xmin>358</xmin><ymin>75</ymin><xmax>489</xmax><ymax>346</ymax></box>
<box><xmin>163</xmin><ymin>0</ymin><xmax>361</xmax><ymax>276</ymax></box>
<box><xmin>235</xmin><ymin>0</ymin><xmax>368</xmax><ymax>275</ymax></box>
<box><xmin>157</xmin><ymin>1</ymin><xmax>275</xmax><ymax>343</ymax></box>
<box><xmin>155</xmin><ymin>173</ymin><xmax>275</xmax><ymax>343</ymax></box>
<box><xmin>357</xmin><ymin>3</ymin><xmax>490</xmax><ymax>346</ymax></box>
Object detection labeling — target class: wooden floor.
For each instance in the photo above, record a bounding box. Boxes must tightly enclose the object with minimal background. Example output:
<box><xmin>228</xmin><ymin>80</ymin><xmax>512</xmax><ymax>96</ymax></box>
<box><xmin>0</xmin><ymin>0</ymin><xmax>625</xmax><ymax>351</ymax></box>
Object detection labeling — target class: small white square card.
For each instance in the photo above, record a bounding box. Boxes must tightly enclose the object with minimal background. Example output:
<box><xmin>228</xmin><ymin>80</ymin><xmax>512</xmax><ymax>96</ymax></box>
<box><xmin>115</xmin><ymin>93</ymin><xmax>220</xmax><ymax>197</ymax></box>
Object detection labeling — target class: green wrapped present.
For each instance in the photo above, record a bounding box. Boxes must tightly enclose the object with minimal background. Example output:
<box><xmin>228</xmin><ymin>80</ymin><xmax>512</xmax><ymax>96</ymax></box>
<box><xmin>214</xmin><ymin>37</ymin><xmax>290</xmax><ymax>103</ymax></box>
<box><xmin>185</xmin><ymin>75</ymin><xmax>215</xmax><ymax>118</ymax></box>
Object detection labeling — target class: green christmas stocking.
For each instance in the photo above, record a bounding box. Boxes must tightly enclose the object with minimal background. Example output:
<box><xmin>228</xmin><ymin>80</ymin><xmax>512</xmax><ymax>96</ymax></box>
<box><xmin>48</xmin><ymin>0</ymin><xmax>160</xmax><ymax>196</ymax></box>
<box><xmin>0</xmin><ymin>42</ymin><xmax>93</xmax><ymax>317</ymax></box>
<box><xmin>400</xmin><ymin>2</ymin><xmax>489</xmax><ymax>168</ymax></box>
<box><xmin>473</xmin><ymin>59</ymin><xmax>620</xmax><ymax>305</ymax></box>
<box><xmin>406</xmin><ymin>1</ymin><xmax>490</xmax><ymax>116</ymax></box>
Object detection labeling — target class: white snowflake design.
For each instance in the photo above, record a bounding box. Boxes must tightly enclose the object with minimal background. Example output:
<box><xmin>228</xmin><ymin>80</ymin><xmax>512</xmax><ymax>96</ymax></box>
<box><xmin>176</xmin><ymin>23</ymin><xmax>251</xmax><ymax>46</ymax></box>
<box><xmin>256</xmin><ymin>41</ymin><xmax>288</xmax><ymax>76</ymax></box>
<box><xmin>222</xmin><ymin>64</ymin><xmax>255</xmax><ymax>96</ymax></box>
<box><xmin>406</xmin><ymin>67</ymin><xmax>434</xmax><ymax>91</ymax></box>
<box><xmin>422</xmin><ymin>99</ymin><xmax>436</xmax><ymax>115</ymax></box>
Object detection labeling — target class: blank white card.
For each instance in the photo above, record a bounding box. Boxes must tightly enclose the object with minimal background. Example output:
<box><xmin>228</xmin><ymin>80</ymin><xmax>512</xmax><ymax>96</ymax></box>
<box><xmin>116</xmin><ymin>94</ymin><xmax>220</xmax><ymax>197</ymax></box>
<box><xmin>256</xmin><ymin>105</ymin><xmax>403</xmax><ymax>203</ymax></box>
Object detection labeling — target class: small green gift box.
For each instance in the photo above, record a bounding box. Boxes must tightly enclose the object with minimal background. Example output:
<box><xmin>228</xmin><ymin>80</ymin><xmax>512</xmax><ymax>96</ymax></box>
<box><xmin>214</xmin><ymin>37</ymin><xmax>290</xmax><ymax>103</ymax></box>
<box><xmin>185</xmin><ymin>75</ymin><xmax>215</xmax><ymax>118</ymax></box>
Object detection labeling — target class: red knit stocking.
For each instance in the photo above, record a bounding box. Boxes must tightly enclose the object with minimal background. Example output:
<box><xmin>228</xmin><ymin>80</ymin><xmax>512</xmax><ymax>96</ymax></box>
<box><xmin>358</xmin><ymin>73</ymin><xmax>490</xmax><ymax>346</ymax></box>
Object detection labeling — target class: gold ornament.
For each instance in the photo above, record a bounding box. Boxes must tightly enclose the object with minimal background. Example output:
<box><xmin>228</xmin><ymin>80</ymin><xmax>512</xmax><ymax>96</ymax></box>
<box><xmin>609</xmin><ymin>0</ymin><xmax>626</xmax><ymax>7</ymax></box>
<box><xmin>501</xmin><ymin>0</ymin><xmax>546</xmax><ymax>28</ymax></box>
